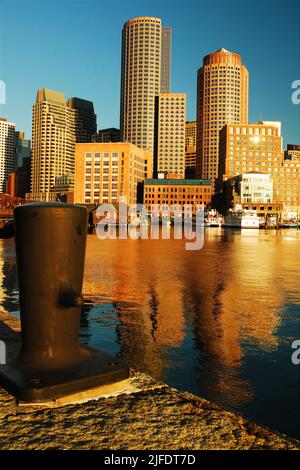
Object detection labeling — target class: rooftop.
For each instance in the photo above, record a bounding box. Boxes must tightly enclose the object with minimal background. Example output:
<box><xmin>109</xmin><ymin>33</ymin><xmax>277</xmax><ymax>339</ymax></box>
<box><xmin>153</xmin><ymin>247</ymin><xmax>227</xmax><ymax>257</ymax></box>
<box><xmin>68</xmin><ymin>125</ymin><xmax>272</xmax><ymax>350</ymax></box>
<box><xmin>144</xmin><ymin>179</ymin><xmax>211</xmax><ymax>186</ymax></box>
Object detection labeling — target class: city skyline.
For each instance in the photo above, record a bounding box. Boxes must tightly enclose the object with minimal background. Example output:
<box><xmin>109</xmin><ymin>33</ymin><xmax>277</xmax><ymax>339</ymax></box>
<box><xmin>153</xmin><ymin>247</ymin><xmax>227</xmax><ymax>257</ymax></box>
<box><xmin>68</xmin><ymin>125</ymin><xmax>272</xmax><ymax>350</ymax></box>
<box><xmin>0</xmin><ymin>0</ymin><xmax>299</xmax><ymax>146</ymax></box>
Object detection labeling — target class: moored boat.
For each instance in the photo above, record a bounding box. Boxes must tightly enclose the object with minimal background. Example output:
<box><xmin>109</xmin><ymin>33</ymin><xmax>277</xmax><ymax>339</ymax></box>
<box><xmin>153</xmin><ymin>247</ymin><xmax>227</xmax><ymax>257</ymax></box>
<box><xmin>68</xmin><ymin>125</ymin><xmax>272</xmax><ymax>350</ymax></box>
<box><xmin>204</xmin><ymin>209</ymin><xmax>224</xmax><ymax>227</ymax></box>
<box><xmin>224</xmin><ymin>205</ymin><xmax>260</xmax><ymax>229</ymax></box>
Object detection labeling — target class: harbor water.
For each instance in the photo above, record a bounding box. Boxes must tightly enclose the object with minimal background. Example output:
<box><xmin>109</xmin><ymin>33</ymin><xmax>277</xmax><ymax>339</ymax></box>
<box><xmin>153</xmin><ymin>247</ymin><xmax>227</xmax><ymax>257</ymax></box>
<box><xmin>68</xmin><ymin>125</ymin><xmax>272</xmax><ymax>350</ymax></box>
<box><xmin>0</xmin><ymin>228</ymin><xmax>299</xmax><ymax>438</ymax></box>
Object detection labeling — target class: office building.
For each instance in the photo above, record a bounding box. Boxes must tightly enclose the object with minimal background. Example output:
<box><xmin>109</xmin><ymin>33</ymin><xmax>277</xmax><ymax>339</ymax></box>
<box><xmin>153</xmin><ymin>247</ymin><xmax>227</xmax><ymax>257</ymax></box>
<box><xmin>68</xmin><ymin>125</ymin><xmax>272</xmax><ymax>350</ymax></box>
<box><xmin>225</xmin><ymin>172</ymin><xmax>273</xmax><ymax>204</ymax></box>
<box><xmin>222</xmin><ymin>172</ymin><xmax>282</xmax><ymax>221</ymax></box>
<box><xmin>284</xmin><ymin>144</ymin><xmax>300</xmax><ymax>160</ymax></box>
<box><xmin>218</xmin><ymin>122</ymin><xmax>283</xmax><ymax>183</ymax></box>
<box><xmin>185</xmin><ymin>121</ymin><xmax>197</xmax><ymax>175</ymax></box>
<box><xmin>6</xmin><ymin>157</ymin><xmax>31</xmax><ymax>199</ymax></box>
<box><xmin>273</xmin><ymin>155</ymin><xmax>300</xmax><ymax>215</ymax></box>
<box><xmin>143</xmin><ymin>177</ymin><xmax>212</xmax><ymax>213</ymax></box>
<box><xmin>0</xmin><ymin>118</ymin><xmax>16</xmax><ymax>193</ymax></box>
<box><xmin>218</xmin><ymin>122</ymin><xmax>300</xmax><ymax>217</ymax></box>
<box><xmin>161</xmin><ymin>26</ymin><xmax>171</xmax><ymax>93</ymax></box>
<box><xmin>92</xmin><ymin>128</ymin><xmax>120</xmax><ymax>143</ymax></box>
<box><xmin>30</xmin><ymin>89</ymin><xmax>77</xmax><ymax>200</ymax></box>
<box><xmin>281</xmin><ymin>144</ymin><xmax>300</xmax><ymax>210</ymax></box>
<box><xmin>30</xmin><ymin>89</ymin><xmax>96</xmax><ymax>201</ymax></box>
<box><xmin>154</xmin><ymin>93</ymin><xmax>186</xmax><ymax>177</ymax></box>
<box><xmin>120</xmin><ymin>17</ymin><xmax>171</xmax><ymax>152</ymax></box>
<box><xmin>74</xmin><ymin>142</ymin><xmax>153</xmax><ymax>205</ymax></box>
<box><xmin>67</xmin><ymin>97</ymin><xmax>97</xmax><ymax>142</ymax></box>
<box><xmin>196</xmin><ymin>48</ymin><xmax>249</xmax><ymax>191</ymax></box>
<box><xmin>14</xmin><ymin>131</ymin><xmax>31</xmax><ymax>170</ymax></box>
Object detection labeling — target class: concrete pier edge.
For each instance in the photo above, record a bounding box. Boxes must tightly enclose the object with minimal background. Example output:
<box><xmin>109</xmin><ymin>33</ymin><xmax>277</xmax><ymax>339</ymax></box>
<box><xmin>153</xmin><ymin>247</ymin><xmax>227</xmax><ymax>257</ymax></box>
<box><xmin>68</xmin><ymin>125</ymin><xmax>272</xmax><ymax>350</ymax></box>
<box><xmin>0</xmin><ymin>310</ymin><xmax>299</xmax><ymax>450</ymax></box>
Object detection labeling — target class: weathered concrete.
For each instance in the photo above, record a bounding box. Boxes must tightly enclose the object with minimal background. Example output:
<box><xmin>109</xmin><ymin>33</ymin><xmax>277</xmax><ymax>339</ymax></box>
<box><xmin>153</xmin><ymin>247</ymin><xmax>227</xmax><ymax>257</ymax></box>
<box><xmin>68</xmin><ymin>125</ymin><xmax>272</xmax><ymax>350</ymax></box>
<box><xmin>0</xmin><ymin>310</ymin><xmax>299</xmax><ymax>450</ymax></box>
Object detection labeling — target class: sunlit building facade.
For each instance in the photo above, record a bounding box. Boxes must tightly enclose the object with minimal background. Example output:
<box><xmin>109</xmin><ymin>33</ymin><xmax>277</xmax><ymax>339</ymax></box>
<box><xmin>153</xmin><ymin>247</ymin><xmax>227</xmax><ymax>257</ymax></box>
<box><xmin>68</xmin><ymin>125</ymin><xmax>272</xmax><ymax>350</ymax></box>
<box><xmin>218</xmin><ymin>122</ymin><xmax>300</xmax><ymax>217</ymax></box>
<box><xmin>143</xmin><ymin>178</ymin><xmax>211</xmax><ymax>212</ymax></box>
<box><xmin>0</xmin><ymin>118</ymin><xmax>16</xmax><ymax>193</ymax></box>
<box><xmin>154</xmin><ymin>93</ymin><xmax>186</xmax><ymax>177</ymax></box>
<box><xmin>74</xmin><ymin>142</ymin><xmax>153</xmax><ymax>205</ymax></box>
<box><xmin>185</xmin><ymin>121</ymin><xmax>197</xmax><ymax>172</ymax></box>
<box><xmin>29</xmin><ymin>89</ymin><xmax>97</xmax><ymax>201</ymax></box>
<box><xmin>196</xmin><ymin>48</ymin><xmax>249</xmax><ymax>191</ymax></box>
<box><xmin>218</xmin><ymin>122</ymin><xmax>283</xmax><ymax>182</ymax></box>
<box><xmin>30</xmin><ymin>89</ymin><xmax>77</xmax><ymax>201</ymax></box>
<box><xmin>161</xmin><ymin>26</ymin><xmax>172</xmax><ymax>93</ymax></box>
<box><xmin>120</xmin><ymin>17</ymin><xmax>171</xmax><ymax>153</ymax></box>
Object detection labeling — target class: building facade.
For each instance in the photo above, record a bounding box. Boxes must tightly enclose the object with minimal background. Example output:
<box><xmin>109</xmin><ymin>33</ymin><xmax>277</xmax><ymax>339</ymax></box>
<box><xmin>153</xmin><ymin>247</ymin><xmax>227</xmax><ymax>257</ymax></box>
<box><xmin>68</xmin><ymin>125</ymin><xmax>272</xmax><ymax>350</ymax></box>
<box><xmin>67</xmin><ymin>97</ymin><xmax>97</xmax><ymax>142</ymax></box>
<box><xmin>6</xmin><ymin>160</ymin><xmax>31</xmax><ymax>199</ymax></box>
<box><xmin>30</xmin><ymin>89</ymin><xmax>77</xmax><ymax>201</ymax></box>
<box><xmin>161</xmin><ymin>26</ymin><xmax>172</xmax><ymax>93</ymax></box>
<box><xmin>143</xmin><ymin>178</ymin><xmax>212</xmax><ymax>213</ymax></box>
<box><xmin>273</xmin><ymin>154</ymin><xmax>300</xmax><ymax>216</ymax></box>
<box><xmin>154</xmin><ymin>93</ymin><xmax>186</xmax><ymax>177</ymax></box>
<box><xmin>14</xmin><ymin>131</ymin><xmax>31</xmax><ymax>170</ymax></box>
<box><xmin>120</xmin><ymin>17</ymin><xmax>171</xmax><ymax>153</ymax></box>
<box><xmin>218</xmin><ymin>122</ymin><xmax>300</xmax><ymax>217</ymax></box>
<box><xmin>225</xmin><ymin>172</ymin><xmax>273</xmax><ymax>204</ymax></box>
<box><xmin>0</xmin><ymin>118</ymin><xmax>16</xmax><ymax>193</ymax></box>
<box><xmin>284</xmin><ymin>144</ymin><xmax>300</xmax><ymax>160</ymax></box>
<box><xmin>74</xmin><ymin>142</ymin><xmax>153</xmax><ymax>205</ymax></box>
<box><xmin>196</xmin><ymin>48</ymin><xmax>249</xmax><ymax>191</ymax></box>
<box><xmin>92</xmin><ymin>128</ymin><xmax>120</xmax><ymax>143</ymax></box>
<box><xmin>185</xmin><ymin>121</ymin><xmax>197</xmax><ymax>173</ymax></box>
<box><xmin>30</xmin><ymin>89</ymin><xmax>96</xmax><ymax>201</ymax></box>
<box><xmin>239</xmin><ymin>172</ymin><xmax>273</xmax><ymax>203</ymax></box>
<box><xmin>218</xmin><ymin>122</ymin><xmax>283</xmax><ymax>183</ymax></box>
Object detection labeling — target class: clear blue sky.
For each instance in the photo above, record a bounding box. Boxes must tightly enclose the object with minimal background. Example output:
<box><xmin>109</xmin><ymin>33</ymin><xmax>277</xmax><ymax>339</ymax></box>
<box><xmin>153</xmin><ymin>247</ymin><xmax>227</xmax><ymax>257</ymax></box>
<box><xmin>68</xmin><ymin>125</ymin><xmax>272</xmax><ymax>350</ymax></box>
<box><xmin>0</xmin><ymin>0</ymin><xmax>299</xmax><ymax>146</ymax></box>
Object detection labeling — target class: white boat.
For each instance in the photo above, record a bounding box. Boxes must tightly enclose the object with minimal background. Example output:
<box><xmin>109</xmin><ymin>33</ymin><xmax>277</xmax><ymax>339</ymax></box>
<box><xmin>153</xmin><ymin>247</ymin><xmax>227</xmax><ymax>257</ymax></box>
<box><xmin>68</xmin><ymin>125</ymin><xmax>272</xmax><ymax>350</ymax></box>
<box><xmin>204</xmin><ymin>210</ymin><xmax>224</xmax><ymax>227</ymax></box>
<box><xmin>280</xmin><ymin>222</ymin><xmax>300</xmax><ymax>229</ymax></box>
<box><xmin>224</xmin><ymin>205</ymin><xmax>260</xmax><ymax>229</ymax></box>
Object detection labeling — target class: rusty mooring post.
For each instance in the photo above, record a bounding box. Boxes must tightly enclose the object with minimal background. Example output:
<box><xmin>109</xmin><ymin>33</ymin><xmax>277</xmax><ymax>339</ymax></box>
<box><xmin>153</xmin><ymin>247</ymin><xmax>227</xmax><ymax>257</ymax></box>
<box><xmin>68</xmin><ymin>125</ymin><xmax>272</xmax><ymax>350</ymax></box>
<box><xmin>0</xmin><ymin>203</ymin><xmax>128</xmax><ymax>402</ymax></box>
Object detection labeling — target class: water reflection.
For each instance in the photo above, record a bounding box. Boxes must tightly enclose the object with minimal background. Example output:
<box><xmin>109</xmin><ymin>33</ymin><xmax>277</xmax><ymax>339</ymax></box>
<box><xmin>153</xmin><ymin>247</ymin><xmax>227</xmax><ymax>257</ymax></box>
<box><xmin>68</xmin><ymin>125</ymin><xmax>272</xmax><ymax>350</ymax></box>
<box><xmin>82</xmin><ymin>229</ymin><xmax>300</xmax><ymax>437</ymax></box>
<box><xmin>0</xmin><ymin>240</ymin><xmax>18</xmax><ymax>314</ymax></box>
<box><xmin>0</xmin><ymin>230</ymin><xmax>299</xmax><ymax>438</ymax></box>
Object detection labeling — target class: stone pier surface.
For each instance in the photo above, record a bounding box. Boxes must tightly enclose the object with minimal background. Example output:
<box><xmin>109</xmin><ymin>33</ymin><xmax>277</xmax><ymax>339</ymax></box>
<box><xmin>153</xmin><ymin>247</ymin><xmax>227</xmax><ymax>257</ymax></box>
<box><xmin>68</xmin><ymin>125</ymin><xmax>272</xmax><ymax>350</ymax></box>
<box><xmin>0</xmin><ymin>310</ymin><xmax>299</xmax><ymax>450</ymax></box>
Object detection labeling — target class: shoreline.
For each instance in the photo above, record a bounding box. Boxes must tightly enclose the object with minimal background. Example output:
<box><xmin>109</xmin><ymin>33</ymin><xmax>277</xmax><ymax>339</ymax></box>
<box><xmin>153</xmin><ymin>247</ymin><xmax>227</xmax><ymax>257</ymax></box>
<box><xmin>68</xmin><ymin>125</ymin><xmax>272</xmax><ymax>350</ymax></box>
<box><xmin>0</xmin><ymin>310</ymin><xmax>299</xmax><ymax>450</ymax></box>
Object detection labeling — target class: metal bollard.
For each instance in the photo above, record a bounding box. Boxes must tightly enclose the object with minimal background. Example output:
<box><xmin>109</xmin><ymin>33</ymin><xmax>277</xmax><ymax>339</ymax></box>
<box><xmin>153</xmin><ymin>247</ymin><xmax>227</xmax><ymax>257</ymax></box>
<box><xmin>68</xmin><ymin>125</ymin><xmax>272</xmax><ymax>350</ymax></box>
<box><xmin>0</xmin><ymin>203</ymin><xmax>128</xmax><ymax>402</ymax></box>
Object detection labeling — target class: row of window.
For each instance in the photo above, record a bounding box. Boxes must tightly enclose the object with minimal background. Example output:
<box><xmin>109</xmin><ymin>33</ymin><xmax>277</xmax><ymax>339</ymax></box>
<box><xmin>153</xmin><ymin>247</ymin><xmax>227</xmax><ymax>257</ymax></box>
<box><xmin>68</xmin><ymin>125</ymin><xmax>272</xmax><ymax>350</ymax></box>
<box><xmin>146</xmin><ymin>187</ymin><xmax>210</xmax><ymax>193</ymax></box>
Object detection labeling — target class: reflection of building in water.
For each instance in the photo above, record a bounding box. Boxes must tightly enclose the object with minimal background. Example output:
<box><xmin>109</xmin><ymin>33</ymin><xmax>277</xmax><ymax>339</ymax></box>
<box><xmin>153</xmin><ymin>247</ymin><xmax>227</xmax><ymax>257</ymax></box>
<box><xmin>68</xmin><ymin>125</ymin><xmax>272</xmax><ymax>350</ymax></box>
<box><xmin>0</xmin><ymin>240</ymin><xmax>18</xmax><ymax>313</ymax></box>
<box><xmin>83</xmin><ymin>236</ymin><xmax>186</xmax><ymax>378</ymax></box>
<box><xmin>82</xmin><ymin>230</ymin><xmax>288</xmax><ymax>409</ymax></box>
<box><xmin>182</xmin><ymin>229</ymin><xmax>285</xmax><ymax>407</ymax></box>
<box><xmin>182</xmin><ymin>236</ymin><xmax>253</xmax><ymax>407</ymax></box>
<box><xmin>221</xmin><ymin>230</ymin><xmax>283</xmax><ymax>351</ymax></box>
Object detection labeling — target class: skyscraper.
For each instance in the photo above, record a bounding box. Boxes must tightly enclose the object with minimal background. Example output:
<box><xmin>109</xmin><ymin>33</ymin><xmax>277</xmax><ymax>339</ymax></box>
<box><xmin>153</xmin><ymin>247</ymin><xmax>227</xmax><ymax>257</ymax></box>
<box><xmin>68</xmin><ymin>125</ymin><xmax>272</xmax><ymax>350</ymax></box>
<box><xmin>30</xmin><ymin>89</ymin><xmax>77</xmax><ymax>201</ymax></box>
<box><xmin>196</xmin><ymin>48</ymin><xmax>248</xmax><ymax>191</ymax></box>
<box><xmin>30</xmin><ymin>89</ymin><xmax>97</xmax><ymax>201</ymax></box>
<box><xmin>185</xmin><ymin>121</ymin><xmax>197</xmax><ymax>174</ymax></box>
<box><xmin>0</xmin><ymin>118</ymin><xmax>16</xmax><ymax>193</ymax></box>
<box><xmin>154</xmin><ymin>93</ymin><xmax>186</xmax><ymax>177</ymax></box>
<box><xmin>14</xmin><ymin>131</ymin><xmax>31</xmax><ymax>170</ymax></box>
<box><xmin>120</xmin><ymin>16</ymin><xmax>171</xmax><ymax>153</ymax></box>
<box><xmin>161</xmin><ymin>26</ymin><xmax>172</xmax><ymax>93</ymax></box>
<box><xmin>67</xmin><ymin>97</ymin><xmax>97</xmax><ymax>142</ymax></box>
